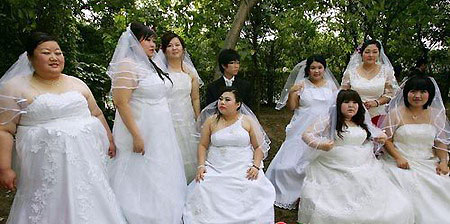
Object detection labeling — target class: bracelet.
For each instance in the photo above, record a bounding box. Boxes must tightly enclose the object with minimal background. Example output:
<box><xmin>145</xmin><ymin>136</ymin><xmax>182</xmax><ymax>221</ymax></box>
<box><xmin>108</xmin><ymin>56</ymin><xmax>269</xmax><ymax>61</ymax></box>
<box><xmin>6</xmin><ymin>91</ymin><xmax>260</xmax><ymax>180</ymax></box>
<box><xmin>374</xmin><ymin>99</ymin><xmax>380</xmax><ymax>107</ymax></box>
<box><xmin>252</xmin><ymin>164</ymin><xmax>260</xmax><ymax>170</ymax></box>
<box><xmin>197</xmin><ymin>165</ymin><xmax>206</xmax><ymax>169</ymax></box>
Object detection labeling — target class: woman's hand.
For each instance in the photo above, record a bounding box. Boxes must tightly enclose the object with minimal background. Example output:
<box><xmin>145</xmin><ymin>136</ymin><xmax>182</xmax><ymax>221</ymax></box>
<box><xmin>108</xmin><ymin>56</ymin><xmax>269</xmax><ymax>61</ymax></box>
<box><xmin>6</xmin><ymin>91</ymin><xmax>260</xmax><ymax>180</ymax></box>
<box><xmin>0</xmin><ymin>168</ymin><xmax>16</xmax><ymax>190</ymax></box>
<box><xmin>374</xmin><ymin>133</ymin><xmax>387</xmax><ymax>145</ymax></box>
<box><xmin>395</xmin><ymin>156</ymin><xmax>410</xmax><ymax>169</ymax></box>
<box><xmin>195</xmin><ymin>166</ymin><xmax>207</xmax><ymax>182</ymax></box>
<box><xmin>132</xmin><ymin>135</ymin><xmax>145</xmax><ymax>155</ymax></box>
<box><xmin>108</xmin><ymin>139</ymin><xmax>117</xmax><ymax>158</ymax></box>
<box><xmin>319</xmin><ymin>140</ymin><xmax>334</xmax><ymax>151</ymax></box>
<box><xmin>364</xmin><ymin>100</ymin><xmax>378</xmax><ymax>109</ymax></box>
<box><xmin>289</xmin><ymin>83</ymin><xmax>304</xmax><ymax>93</ymax></box>
<box><xmin>246</xmin><ymin>166</ymin><xmax>259</xmax><ymax>180</ymax></box>
<box><xmin>436</xmin><ymin>161</ymin><xmax>449</xmax><ymax>175</ymax></box>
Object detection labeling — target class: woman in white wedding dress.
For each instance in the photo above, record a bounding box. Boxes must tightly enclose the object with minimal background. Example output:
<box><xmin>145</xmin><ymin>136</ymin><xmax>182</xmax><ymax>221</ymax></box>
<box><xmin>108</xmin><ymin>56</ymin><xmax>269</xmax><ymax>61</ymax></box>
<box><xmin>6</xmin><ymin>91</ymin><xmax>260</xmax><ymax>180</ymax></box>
<box><xmin>298</xmin><ymin>89</ymin><xmax>414</xmax><ymax>224</ymax></box>
<box><xmin>154</xmin><ymin>31</ymin><xmax>202</xmax><ymax>182</ymax></box>
<box><xmin>341</xmin><ymin>39</ymin><xmax>398</xmax><ymax>124</ymax></box>
<box><xmin>266</xmin><ymin>55</ymin><xmax>338</xmax><ymax>209</ymax></box>
<box><xmin>0</xmin><ymin>32</ymin><xmax>126</xmax><ymax>224</ymax></box>
<box><xmin>381</xmin><ymin>75</ymin><xmax>450</xmax><ymax>223</ymax></box>
<box><xmin>183</xmin><ymin>87</ymin><xmax>275</xmax><ymax>224</ymax></box>
<box><xmin>107</xmin><ymin>23</ymin><xmax>186</xmax><ymax>223</ymax></box>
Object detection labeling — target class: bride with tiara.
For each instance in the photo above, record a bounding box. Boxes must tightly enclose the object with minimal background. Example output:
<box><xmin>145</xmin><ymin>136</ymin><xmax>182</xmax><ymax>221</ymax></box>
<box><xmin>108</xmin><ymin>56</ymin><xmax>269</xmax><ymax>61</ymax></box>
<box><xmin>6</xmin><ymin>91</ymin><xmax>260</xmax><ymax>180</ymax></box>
<box><xmin>266</xmin><ymin>55</ymin><xmax>338</xmax><ymax>209</ymax></box>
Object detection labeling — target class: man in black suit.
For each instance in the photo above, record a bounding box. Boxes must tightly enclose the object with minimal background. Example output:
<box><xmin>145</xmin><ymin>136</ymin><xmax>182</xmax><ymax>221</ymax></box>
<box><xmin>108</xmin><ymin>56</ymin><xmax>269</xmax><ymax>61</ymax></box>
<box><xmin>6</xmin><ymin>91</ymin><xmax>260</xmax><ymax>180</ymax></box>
<box><xmin>205</xmin><ymin>49</ymin><xmax>252</xmax><ymax>108</ymax></box>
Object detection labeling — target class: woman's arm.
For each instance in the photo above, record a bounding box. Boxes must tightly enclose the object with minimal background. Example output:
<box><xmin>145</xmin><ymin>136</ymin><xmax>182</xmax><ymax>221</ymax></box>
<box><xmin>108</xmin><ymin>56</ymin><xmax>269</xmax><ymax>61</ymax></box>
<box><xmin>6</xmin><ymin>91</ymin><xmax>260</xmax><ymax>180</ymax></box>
<box><xmin>384</xmin><ymin>138</ymin><xmax>410</xmax><ymax>169</ymax></box>
<box><xmin>435</xmin><ymin>141</ymin><xmax>449</xmax><ymax>175</ymax></box>
<box><xmin>245</xmin><ymin>116</ymin><xmax>265</xmax><ymax>180</ymax></box>
<box><xmin>340</xmin><ymin>70</ymin><xmax>351</xmax><ymax>90</ymax></box>
<box><xmin>0</xmin><ymin>122</ymin><xmax>17</xmax><ymax>190</ymax></box>
<box><xmin>79</xmin><ymin>79</ymin><xmax>117</xmax><ymax>157</ymax></box>
<box><xmin>113</xmin><ymin>88</ymin><xmax>145</xmax><ymax>155</ymax></box>
<box><xmin>190</xmin><ymin>74</ymin><xmax>201</xmax><ymax>118</ymax></box>
<box><xmin>195</xmin><ymin>117</ymin><xmax>213</xmax><ymax>182</ymax></box>
<box><xmin>287</xmin><ymin>83</ymin><xmax>302</xmax><ymax>111</ymax></box>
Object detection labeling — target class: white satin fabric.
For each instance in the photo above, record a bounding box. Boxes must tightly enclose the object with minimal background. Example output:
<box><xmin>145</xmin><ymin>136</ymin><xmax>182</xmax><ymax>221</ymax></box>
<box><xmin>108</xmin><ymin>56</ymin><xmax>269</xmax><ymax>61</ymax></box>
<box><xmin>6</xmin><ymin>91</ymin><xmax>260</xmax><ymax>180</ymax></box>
<box><xmin>266</xmin><ymin>80</ymin><xmax>336</xmax><ymax>209</ymax></box>
<box><xmin>167</xmin><ymin>71</ymin><xmax>199</xmax><ymax>182</ymax></box>
<box><xmin>298</xmin><ymin>126</ymin><xmax>414</xmax><ymax>224</ymax></box>
<box><xmin>7</xmin><ymin>91</ymin><xmax>126</xmax><ymax>224</ymax></box>
<box><xmin>382</xmin><ymin>124</ymin><xmax>450</xmax><ymax>223</ymax></box>
<box><xmin>183</xmin><ymin>117</ymin><xmax>275</xmax><ymax>224</ymax></box>
<box><xmin>108</xmin><ymin>74</ymin><xmax>186</xmax><ymax>223</ymax></box>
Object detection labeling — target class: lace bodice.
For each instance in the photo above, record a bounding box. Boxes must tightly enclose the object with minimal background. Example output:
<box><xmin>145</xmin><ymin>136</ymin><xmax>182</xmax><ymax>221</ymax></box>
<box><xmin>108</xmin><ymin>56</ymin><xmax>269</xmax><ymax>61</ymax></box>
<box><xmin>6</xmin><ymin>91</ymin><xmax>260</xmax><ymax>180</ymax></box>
<box><xmin>168</xmin><ymin>71</ymin><xmax>192</xmax><ymax>103</ymax></box>
<box><xmin>334</xmin><ymin>126</ymin><xmax>368</xmax><ymax>146</ymax></box>
<box><xmin>211</xmin><ymin>118</ymin><xmax>250</xmax><ymax>148</ymax></box>
<box><xmin>393</xmin><ymin>124</ymin><xmax>436</xmax><ymax>160</ymax></box>
<box><xmin>297</xmin><ymin>80</ymin><xmax>335</xmax><ymax>112</ymax></box>
<box><xmin>20</xmin><ymin>91</ymin><xmax>91</xmax><ymax>126</ymax></box>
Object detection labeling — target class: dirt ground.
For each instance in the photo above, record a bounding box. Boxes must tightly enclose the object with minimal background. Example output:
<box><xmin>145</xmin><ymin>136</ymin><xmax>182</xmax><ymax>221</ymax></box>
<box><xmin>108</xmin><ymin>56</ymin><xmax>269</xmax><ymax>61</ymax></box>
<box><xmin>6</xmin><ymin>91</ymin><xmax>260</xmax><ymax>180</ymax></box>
<box><xmin>1</xmin><ymin>105</ymin><xmax>449</xmax><ymax>224</ymax></box>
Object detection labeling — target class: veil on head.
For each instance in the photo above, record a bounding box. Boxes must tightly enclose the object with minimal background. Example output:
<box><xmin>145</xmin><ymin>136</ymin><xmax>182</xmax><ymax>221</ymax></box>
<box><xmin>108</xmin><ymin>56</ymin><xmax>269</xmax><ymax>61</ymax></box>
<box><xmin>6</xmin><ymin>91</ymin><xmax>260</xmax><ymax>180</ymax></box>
<box><xmin>345</xmin><ymin>39</ymin><xmax>393</xmax><ymax>72</ymax></box>
<box><xmin>0</xmin><ymin>52</ymin><xmax>34</xmax><ymax>125</ymax></box>
<box><xmin>198</xmin><ymin>101</ymin><xmax>271</xmax><ymax>159</ymax></box>
<box><xmin>275</xmin><ymin>59</ymin><xmax>339</xmax><ymax>110</ymax></box>
<box><xmin>107</xmin><ymin>26</ymin><xmax>157</xmax><ymax>90</ymax></box>
<box><xmin>153</xmin><ymin>49</ymin><xmax>204</xmax><ymax>87</ymax></box>
<box><xmin>379</xmin><ymin>76</ymin><xmax>450</xmax><ymax>153</ymax></box>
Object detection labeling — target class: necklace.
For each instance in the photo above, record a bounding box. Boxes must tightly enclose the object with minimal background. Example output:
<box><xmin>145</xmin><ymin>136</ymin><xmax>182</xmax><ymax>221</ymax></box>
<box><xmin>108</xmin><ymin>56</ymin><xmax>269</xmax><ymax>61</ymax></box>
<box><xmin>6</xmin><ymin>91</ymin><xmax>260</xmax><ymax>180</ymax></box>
<box><xmin>33</xmin><ymin>73</ymin><xmax>63</xmax><ymax>87</ymax></box>
<box><xmin>361</xmin><ymin>64</ymin><xmax>378</xmax><ymax>77</ymax></box>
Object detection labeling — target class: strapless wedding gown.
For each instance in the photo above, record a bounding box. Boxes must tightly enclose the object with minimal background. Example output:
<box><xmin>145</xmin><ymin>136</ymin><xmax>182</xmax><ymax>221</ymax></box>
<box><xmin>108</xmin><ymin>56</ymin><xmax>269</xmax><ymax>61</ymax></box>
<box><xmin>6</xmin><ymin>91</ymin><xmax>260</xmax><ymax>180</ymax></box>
<box><xmin>383</xmin><ymin>124</ymin><xmax>450</xmax><ymax>223</ymax></box>
<box><xmin>7</xmin><ymin>91</ymin><xmax>126</xmax><ymax>224</ymax></box>
<box><xmin>298</xmin><ymin>126</ymin><xmax>414</xmax><ymax>224</ymax></box>
<box><xmin>266</xmin><ymin>80</ymin><xmax>335</xmax><ymax>209</ymax></box>
<box><xmin>183</xmin><ymin>117</ymin><xmax>275</xmax><ymax>224</ymax></box>
<box><xmin>167</xmin><ymin>71</ymin><xmax>199</xmax><ymax>182</ymax></box>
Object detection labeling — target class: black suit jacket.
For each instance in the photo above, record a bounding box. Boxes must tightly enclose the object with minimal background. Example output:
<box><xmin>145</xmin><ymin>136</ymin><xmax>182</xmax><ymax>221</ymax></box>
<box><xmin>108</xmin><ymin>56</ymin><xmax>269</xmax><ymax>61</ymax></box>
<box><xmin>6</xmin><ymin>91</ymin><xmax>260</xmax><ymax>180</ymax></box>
<box><xmin>205</xmin><ymin>76</ymin><xmax>253</xmax><ymax>109</ymax></box>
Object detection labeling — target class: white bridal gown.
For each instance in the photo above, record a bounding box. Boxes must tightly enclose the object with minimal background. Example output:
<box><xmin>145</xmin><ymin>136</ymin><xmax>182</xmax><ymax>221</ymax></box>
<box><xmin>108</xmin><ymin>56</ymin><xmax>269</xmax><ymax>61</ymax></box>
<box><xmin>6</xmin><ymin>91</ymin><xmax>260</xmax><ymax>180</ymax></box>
<box><xmin>7</xmin><ymin>91</ymin><xmax>126</xmax><ymax>224</ymax></box>
<box><xmin>383</xmin><ymin>124</ymin><xmax>450</xmax><ymax>223</ymax></box>
<box><xmin>266</xmin><ymin>80</ymin><xmax>335</xmax><ymax>209</ymax></box>
<box><xmin>183</xmin><ymin>116</ymin><xmax>275</xmax><ymax>224</ymax></box>
<box><xmin>298</xmin><ymin>126</ymin><xmax>414</xmax><ymax>224</ymax></box>
<box><xmin>108</xmin><ymin>73</ymin><xmax>186</xmax><ymax>223</ymax></box>
<box><xmin>167</xmin><ymin>71</ymin><xmax>199</xmax><ymax>182</ymax></box>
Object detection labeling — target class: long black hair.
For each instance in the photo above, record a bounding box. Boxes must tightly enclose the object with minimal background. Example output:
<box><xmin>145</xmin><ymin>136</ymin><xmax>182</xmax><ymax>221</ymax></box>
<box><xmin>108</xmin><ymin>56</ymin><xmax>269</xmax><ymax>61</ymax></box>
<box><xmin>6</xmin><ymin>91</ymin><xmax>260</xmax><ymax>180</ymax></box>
<box><xmin>130</xmin><ymin>22</ymin><xmax>172</xmax><ymax>84</ymax></box>
<box><xmin>215</xmin><ymin>86</ymin><xmax>242</xmax><ymax>122</ymax></box>
<box><xmin>335</xmin><ymin>89</ymin><xmax>371</xmax><ymax>139</ymax></box>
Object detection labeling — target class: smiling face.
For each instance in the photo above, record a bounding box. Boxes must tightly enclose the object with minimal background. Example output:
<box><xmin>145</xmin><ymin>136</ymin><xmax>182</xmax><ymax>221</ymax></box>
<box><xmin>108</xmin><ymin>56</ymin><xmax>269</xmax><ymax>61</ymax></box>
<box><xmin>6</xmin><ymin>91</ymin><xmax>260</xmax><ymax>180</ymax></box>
<box><xmin>139</xmin><ymin>36</ymin><xmax>156</xmax><ymax>57</ymax></box>
<box><xmin>164</xmin><ymin>37</ymin><xmax>184</xmax><ymax>60</ymax></box>
<box><xmin>30</xmin><ymin>41</ymin><xmax>65</xmax><ymax>78</ymax></box>
<box><xmin>407</xmin><ymin>90</ymin><xmax>429</xmax><ymax>109</ymax></box>
<box><xmin>362</xmin><ymin>44</ymin><xmax>380</xmax><ymax>65</ymax></box>
<box><xmin>340</xmin><ymin>100</ymin><xmax>359</xmax><ymax>120</ymax></box>
<box><xmin>308</xmin><ymin>61</ymin><xmax>325</xmax><ymax>82</ymax></box>
<box><xmin>217</xmin><ymin>91</ymin><xmax>241</xmax><ymax>115</ymax></box>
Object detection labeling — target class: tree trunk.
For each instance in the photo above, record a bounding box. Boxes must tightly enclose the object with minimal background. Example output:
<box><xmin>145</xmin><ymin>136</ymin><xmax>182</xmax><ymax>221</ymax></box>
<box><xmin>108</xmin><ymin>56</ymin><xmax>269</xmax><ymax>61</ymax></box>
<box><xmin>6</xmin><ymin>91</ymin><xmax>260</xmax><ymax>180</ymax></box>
<box><xmin>214</xmin><ymin>0</ymin><xmax>259</xmax><ymax>78</ymax></box>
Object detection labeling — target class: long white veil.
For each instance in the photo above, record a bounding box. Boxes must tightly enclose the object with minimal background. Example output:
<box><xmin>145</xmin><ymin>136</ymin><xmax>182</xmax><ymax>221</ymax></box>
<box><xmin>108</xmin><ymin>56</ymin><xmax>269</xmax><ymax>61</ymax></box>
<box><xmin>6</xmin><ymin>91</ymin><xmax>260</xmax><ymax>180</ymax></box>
<box><xmin>153</xmin><ymin>50</ymin><xmax>204</xmax><ymax>87</ymax></box>
<box><xmin>275</xmin><ymin>60</ymin><xmax>338</xmax><ymax>110</ymax></box>
<box><xmin>106</xmin><ymin>26</ymin><xmax>158</xmax><ymax>90</ymax></box>
<box><xmin>379</xmin><ymin>76</ymin><xmax>449</xmax><ymax>153</ymax></box>
<box><xmin>198</xmin><ymin>101</ymin><xmax>271</xmax><ymax>159</ymax></box>
<box><xmin>0</xmin><ymin>52</ymin><xmax>33</xmax><ymax>125</ymax></box>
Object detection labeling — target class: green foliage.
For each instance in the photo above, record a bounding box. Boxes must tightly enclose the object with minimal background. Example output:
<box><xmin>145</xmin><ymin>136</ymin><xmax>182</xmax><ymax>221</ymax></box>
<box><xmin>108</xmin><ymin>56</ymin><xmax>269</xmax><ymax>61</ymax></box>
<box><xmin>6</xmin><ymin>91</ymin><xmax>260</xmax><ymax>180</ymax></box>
<box><xmin>0</xmin><ymin>0</ymin><xmax>448</xmax><ymax>121</ymax></box>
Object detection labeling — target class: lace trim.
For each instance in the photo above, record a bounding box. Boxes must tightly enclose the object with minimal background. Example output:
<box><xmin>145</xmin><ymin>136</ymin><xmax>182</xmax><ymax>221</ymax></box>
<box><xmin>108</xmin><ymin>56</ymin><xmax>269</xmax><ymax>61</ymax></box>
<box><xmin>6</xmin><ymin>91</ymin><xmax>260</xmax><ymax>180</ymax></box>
<box><xmin>274</xmin><ymin>201</ymin><xmax>297</xmax><ymax>210</ymax></box>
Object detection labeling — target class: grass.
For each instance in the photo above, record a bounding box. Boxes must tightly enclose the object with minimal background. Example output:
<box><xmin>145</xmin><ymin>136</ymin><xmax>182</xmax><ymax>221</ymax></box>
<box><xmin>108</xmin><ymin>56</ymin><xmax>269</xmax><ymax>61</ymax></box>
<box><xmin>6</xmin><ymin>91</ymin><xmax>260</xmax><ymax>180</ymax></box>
<box><xmin>1</xmin><ymin>104</ymin><xmax>448</xmax><ymax>224</ymax></box>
